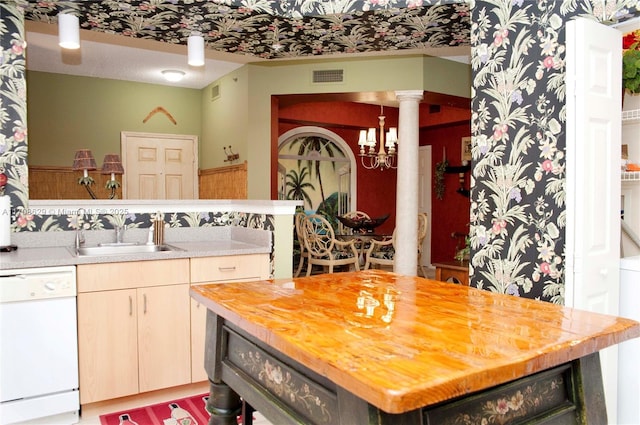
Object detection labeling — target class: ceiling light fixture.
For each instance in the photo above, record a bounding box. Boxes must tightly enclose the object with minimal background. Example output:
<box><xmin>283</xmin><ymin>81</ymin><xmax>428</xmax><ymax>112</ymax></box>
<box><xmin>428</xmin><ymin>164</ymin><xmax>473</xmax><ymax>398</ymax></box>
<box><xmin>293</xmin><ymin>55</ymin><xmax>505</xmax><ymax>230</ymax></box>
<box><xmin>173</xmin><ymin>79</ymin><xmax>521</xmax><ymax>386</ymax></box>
<box><xmin>188</xmin><ymin>33</ymin><xmax>205</xmax><ymax>67</ymax></box>
<box><xmin>161</xmin><ymin>70</ymin><xmax>186</xmax><ymax>82</ymax></box>
<box><xmin>358</xmin><ymin>105</ymin><xmax>398</xmax><ymax>170</ymax></box>
<box><xmin>58</xmin><ymin>13</ymin><xmax>80</xmax><ymax>49</ymax></box>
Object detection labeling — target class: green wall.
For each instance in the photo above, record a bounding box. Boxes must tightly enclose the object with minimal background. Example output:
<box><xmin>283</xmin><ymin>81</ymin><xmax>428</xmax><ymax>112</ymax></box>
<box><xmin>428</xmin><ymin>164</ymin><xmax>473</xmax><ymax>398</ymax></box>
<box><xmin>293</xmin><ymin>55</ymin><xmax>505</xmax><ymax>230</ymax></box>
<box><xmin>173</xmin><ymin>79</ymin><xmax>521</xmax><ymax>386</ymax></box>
<box><xmin>200</xmin><ymin>66</ymin><xmax>250</xmax><ymax>170</ymax></box>
<box><xmin>26</xmin><ymin>56</ymin><xmax>470</xmax><ymax>196</ymax></box>
<box><xmin>27</xmin><ymin>71</ymin><xmax>202</xmax><ymax>167</ymax></box>
<box><xmin>222</xmin><ymin>55</ymin><xmax>470</xmax><ymax>199</ymax></box>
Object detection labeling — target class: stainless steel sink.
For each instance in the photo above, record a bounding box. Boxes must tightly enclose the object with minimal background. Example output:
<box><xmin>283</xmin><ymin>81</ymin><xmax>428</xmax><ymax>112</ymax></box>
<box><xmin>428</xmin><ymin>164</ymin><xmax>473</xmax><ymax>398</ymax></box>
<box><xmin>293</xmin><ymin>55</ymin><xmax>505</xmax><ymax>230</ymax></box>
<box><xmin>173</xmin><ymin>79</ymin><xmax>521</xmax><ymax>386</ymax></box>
<box><xmin>71</xmin><ymin>243</ymin><xmax>182</xmax><ymax>256</ymax></box>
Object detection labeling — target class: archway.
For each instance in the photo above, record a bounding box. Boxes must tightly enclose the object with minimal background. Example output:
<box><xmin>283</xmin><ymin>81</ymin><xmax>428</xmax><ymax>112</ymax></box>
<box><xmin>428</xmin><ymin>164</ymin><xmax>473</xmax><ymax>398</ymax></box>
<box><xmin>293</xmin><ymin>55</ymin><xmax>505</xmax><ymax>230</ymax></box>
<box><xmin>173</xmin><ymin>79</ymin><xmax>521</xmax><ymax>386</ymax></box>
<box><xmin>278</xmin><ymin>126</ymin><xmax>357</xmax><ymax>220</ymax></box>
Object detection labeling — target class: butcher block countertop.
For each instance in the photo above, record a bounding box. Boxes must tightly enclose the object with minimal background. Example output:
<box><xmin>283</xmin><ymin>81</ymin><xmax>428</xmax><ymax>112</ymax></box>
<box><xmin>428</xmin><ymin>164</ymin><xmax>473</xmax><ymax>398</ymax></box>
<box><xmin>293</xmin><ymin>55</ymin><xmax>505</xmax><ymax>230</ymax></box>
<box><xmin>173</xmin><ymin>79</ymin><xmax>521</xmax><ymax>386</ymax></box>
<box><xmin>190</xmin><ymin>269</ymin><xmax>640</xmax><ymax>415</ymax></box>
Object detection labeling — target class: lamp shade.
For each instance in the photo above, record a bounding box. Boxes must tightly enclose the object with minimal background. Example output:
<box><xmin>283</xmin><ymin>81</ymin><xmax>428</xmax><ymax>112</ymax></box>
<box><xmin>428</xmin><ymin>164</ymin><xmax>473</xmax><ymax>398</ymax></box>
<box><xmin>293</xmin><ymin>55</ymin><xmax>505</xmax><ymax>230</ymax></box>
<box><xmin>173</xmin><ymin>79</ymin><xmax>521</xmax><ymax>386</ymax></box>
<box><xmin>386</xmin><ymin>128</ymin><xmax>398</xmax><ymax>147</ymax></box>
<box><xmin>188</xmin><ymin>34</ymin><xmax>205</xmax><ymax>67</ymax></box>
<box><xmin>58</xmin><ymin>13</ymin><xmax>80</xmax><ymax>49</ymax></box>
<box><xmin>101</xmin><ymin>154</ymin><xmax>124</xmax><ymax>175</ymax></box>
<box><xmin>72</xmin><ymin>149</ymin><xmax>97</xmax><ymax>170</ymax></box>
<box><xmin>357</xmin><ymin>130</ymin><xmax>368</xmax><ymax>147</ymax></box>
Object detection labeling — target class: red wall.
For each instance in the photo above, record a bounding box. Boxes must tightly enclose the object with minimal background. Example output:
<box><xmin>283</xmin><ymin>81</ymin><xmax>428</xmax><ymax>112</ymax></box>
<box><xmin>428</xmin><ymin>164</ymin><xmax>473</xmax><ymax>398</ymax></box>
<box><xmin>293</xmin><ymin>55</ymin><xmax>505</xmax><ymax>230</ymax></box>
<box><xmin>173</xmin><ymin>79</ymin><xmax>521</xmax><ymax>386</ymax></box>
<box><xmin>277</xmin><ymin>100</ymin><xmax>470</xmax><ymax>261</ymax></box>
<box><xmin>422</xmin><ymin>124</ymin><xmax>471</xmax><ymax>263</ymax></box>
<box><xmin>279</xmin><ymin>102</ymin><xmax>398</xmax><ymax>234</ymax></box>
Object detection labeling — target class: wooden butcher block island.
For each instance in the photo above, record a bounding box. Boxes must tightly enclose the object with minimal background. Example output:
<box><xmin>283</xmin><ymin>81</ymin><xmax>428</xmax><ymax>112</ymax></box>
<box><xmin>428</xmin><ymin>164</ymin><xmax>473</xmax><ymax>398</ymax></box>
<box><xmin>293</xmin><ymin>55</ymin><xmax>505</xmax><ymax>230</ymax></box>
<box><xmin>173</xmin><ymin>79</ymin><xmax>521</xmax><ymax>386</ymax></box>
<box><xmin>190</xmin><ymin>270</ymin><xmax>640</xmax><ymax>425</ymax></box>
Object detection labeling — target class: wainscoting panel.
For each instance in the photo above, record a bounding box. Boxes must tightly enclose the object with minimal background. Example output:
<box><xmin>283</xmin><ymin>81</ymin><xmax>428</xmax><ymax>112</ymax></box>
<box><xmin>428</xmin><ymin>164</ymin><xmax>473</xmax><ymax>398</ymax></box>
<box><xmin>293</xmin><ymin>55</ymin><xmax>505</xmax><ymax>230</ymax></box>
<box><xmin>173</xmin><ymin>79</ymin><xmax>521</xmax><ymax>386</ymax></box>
<box><xmin>199</xmin><ymin>162</ymin><xmax>247</xmax><ymax>199</ymax></box>
<box><xmin>29</xmin><ymin>166</ymin><xmax>123</xmax><ymax>200</ymax></box>
<box><xmin>29</xmin><ymin>163</ymin><xmax>248</xmax><ymax>200</ymax></box>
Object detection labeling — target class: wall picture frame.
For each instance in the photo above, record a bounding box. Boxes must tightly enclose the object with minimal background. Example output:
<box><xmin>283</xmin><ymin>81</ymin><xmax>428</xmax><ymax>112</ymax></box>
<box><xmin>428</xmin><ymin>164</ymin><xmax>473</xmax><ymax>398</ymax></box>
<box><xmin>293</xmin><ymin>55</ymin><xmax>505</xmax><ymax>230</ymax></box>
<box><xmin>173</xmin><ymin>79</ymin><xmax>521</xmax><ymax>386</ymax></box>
<box><xmin>461</xmin><ymin>136</ymin><xmax>472</xmax><ymax>163</ymax></box>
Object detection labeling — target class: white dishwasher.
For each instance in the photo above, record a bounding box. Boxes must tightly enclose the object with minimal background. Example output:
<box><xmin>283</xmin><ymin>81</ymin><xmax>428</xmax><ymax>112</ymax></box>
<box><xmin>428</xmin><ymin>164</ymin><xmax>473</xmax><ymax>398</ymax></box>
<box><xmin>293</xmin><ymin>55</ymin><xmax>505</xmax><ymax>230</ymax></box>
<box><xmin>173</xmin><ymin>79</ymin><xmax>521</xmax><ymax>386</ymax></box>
<box><xmin>618</xmin><ymin>255</ymin><xmax>640</xmax><ymax>425</ymax></box>
<box><xmin>0</xmin><ymin>266</ymin><xmax>79</xmax><ymax>425</ymax></box>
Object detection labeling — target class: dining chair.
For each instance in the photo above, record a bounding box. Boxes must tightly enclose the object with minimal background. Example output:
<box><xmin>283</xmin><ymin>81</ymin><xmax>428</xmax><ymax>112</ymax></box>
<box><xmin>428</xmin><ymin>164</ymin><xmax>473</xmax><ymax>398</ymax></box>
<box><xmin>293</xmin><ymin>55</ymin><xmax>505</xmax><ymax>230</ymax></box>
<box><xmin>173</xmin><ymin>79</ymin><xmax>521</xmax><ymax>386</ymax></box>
<box><xmin>301</xmin><ymin>214</ymin><xmax>360</xmax><ymax>276</ymax></box>
<box><xmin>294</xmin><ymin>211</ymin><xmax>308</xmax><ymax>277</ymax></box>
<box><xmin>364</xmin><ymin>213</ymin><xmax>428</xmax><ymax>276</ymax></box>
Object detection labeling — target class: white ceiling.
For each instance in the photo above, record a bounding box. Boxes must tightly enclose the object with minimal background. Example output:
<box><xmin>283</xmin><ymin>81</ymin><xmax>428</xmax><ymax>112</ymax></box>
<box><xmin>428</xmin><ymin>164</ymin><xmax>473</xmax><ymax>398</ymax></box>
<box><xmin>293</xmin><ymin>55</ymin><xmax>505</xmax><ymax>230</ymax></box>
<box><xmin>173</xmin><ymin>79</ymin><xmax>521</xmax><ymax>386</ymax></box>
<box><xmin>25</xmin><ymin>24</ymin><xmax>253</xmax><ymax>89</ymax></box>
<box><xmin>25</xmin><ymin>22</ymin><xmax>470</xmax><ymax>90</ymax></box>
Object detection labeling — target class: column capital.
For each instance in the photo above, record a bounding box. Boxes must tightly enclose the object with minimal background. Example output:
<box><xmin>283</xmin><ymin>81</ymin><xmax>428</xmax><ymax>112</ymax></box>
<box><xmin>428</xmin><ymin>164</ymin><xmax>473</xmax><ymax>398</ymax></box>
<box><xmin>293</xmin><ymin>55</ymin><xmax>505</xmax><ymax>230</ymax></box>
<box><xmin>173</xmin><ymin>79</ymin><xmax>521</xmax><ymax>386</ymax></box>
<box><xmin>395</xmin><ymin>90</ymin><xmax>424</xmax><ymax>102</ymax></box>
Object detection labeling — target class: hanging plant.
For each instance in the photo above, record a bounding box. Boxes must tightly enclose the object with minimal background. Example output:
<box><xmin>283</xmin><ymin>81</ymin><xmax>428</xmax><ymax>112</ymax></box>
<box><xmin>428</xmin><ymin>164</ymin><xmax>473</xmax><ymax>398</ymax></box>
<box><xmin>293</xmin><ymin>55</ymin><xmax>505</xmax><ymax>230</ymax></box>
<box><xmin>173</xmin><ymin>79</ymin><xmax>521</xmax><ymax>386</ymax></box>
<box><xmin>435</xmin><ymin>159</ymin><xmax>448</xmax><ymax>200</ymax></box>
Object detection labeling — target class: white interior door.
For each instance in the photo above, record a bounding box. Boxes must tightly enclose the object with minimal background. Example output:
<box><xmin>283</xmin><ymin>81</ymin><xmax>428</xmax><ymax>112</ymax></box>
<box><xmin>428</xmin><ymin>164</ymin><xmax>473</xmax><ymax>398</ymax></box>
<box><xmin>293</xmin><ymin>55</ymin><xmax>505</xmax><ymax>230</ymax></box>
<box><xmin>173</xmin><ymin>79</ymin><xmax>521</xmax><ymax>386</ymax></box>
<box><xmin>121</xmin><ymin>131</ymin><xmax>198</xmax><ymax>199</ymax></box>
<box><xmin>566</xmin><ymin>17</ymin><xmax>622</xmax><ymax>423</ymax></box>
<box><xmin>418</xmin><ymin>145</ymin><xmax>432</xmax><ymax>272</ymax></box>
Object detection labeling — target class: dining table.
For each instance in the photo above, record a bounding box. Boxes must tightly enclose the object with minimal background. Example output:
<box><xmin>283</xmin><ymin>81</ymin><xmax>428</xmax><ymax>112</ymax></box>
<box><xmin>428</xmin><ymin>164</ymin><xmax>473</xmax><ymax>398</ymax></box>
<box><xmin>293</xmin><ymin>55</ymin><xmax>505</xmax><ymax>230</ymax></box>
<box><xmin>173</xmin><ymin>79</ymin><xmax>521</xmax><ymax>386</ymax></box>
<box><xmin>190</xmin><ymin>269</ymin><xmax>640</xmax><ymax>425</ymax></box>
<box><xmin>335</xmin><ymin>233</ymin><xmax>391</xmax><ymax>263</ymax></box>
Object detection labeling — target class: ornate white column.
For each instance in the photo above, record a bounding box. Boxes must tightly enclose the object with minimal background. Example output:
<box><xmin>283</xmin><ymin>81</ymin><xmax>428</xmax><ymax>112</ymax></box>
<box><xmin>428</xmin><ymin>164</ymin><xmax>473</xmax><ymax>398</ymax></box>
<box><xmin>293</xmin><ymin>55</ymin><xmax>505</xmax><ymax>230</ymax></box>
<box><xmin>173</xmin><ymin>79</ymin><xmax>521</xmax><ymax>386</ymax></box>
<box><xmin>394</xmin><ymin>90</ymin><xmax>423</xmax><ymax>275</ymax></box>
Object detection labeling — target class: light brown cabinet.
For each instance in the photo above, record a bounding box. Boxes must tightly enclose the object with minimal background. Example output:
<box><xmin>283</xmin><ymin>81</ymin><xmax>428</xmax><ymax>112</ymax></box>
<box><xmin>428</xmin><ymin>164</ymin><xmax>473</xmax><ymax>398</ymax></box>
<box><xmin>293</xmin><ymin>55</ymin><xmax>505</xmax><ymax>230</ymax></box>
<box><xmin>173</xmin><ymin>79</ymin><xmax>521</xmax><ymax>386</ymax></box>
<box><xmin>77</xmin><ymin>288</ymin><xmax>138</xmax><ymax>403</ymax></box>
<box><xmin>189</xmin><ymin>254</ymin><xmax>270</xmax><ymax>382</ymax></box>
<box><xmin>77</xmin><ymin>259</ymin><xmax>190</xmax><ymax>404</ymax></box>
<box><xmin>76</xmin><ymin>255</ymin><xmax>269</xmax><ymax>404</ymax></box>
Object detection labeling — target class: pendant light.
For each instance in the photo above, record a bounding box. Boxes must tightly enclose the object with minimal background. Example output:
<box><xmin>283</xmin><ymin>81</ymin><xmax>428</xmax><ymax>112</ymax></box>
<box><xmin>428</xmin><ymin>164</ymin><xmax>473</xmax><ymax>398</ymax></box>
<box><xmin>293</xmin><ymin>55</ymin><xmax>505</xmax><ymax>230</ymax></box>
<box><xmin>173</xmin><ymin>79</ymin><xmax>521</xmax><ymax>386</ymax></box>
<box><xmin>58</xmin><ymin>13</ymin><xmax>80</xmax><ymax>50</ymax></box>
<box><xmin>188</xmin><ymin>33</ymin><xmax>205</xmax><ymax>67</ymax></box>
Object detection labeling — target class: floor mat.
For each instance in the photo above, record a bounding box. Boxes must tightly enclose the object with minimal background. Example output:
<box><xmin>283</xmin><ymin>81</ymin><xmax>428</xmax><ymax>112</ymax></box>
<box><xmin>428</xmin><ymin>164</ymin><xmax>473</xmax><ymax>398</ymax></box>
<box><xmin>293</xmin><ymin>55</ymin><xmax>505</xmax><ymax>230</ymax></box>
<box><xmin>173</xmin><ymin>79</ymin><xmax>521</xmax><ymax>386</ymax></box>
<box><xmin>99</xmin><ymin>393</ymin><xmax>270</xmax><ymax>425</ymax></box>
<box><xmin>99</xmin><ymin>393</ymin><xmax>211</xmax><ymax>425</ymax></box>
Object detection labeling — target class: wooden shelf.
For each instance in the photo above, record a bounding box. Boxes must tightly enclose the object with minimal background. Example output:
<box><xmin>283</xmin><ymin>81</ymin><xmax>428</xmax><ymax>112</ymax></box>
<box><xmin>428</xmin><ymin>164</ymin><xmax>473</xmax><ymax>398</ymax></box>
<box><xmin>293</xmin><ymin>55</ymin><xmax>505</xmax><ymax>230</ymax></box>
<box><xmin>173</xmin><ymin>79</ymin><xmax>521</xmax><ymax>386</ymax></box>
<box><xmin>444</xmin><ymin>165</ymin><xmax>471</xmax><ymax>174</ymax></box>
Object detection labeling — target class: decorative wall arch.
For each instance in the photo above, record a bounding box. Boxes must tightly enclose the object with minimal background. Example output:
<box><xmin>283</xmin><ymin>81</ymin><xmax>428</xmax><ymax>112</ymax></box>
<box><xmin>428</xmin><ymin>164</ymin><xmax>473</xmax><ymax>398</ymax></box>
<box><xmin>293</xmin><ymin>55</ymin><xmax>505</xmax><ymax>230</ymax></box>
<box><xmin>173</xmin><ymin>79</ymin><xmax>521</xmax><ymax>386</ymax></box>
<box><xmin>278</xmin><ymin>126</ymin><xmax>357</xmax><ymax>213</ymax></box>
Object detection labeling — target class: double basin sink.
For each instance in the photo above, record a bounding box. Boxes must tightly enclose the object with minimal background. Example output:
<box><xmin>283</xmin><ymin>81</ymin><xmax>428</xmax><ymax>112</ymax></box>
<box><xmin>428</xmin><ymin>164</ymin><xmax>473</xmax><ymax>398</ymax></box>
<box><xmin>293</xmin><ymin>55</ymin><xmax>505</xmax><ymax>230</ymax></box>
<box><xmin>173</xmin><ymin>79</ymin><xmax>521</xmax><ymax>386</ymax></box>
<box><xmin>70</xmin><ymin>242</ymin><xmax>182</xmax><ymax>257</ymax></box>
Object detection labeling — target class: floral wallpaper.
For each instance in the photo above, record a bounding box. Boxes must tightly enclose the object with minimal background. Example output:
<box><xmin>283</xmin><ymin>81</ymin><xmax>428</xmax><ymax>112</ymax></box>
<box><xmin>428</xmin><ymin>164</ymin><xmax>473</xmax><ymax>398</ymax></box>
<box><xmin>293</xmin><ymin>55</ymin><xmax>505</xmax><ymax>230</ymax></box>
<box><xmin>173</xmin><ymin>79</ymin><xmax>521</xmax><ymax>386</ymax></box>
<box><xmin>0</xmin><ymin>2</ymin><xmax>28</xmax><ymax>214</ymax></box>
<box><xmin>21</xmin><ymin>1</ymin><xmax>471</xmax><ymax>60</ymax></box>
<box><xmin>470</xmin><ymin>1</ymin><xmax>639</xmax><ymax>303</ymax></box>
<box><xmin>3</xmin><ymin>1</ymin><xmax>640</xmax><ymax>304</ymax></box>
<box><xmin>20</xmin><ymin>209</ymin><xmax>276</xmax><ymax>234</ymax></box>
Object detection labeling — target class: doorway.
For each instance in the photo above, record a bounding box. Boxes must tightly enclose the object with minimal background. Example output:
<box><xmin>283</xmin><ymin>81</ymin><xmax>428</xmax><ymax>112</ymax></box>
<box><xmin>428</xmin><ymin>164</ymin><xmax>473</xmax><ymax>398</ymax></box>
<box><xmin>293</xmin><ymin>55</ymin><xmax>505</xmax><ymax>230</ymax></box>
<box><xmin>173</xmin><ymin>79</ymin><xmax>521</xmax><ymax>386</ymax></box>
<box><xmin>121</xmin><ymin>131</ymin><xmax>198</xmax><ymax>199</ymax></box>
<box><xmin>418</xmin><ymin>145</ymin><xmax>433</xmax><ymax>270</ymax></box>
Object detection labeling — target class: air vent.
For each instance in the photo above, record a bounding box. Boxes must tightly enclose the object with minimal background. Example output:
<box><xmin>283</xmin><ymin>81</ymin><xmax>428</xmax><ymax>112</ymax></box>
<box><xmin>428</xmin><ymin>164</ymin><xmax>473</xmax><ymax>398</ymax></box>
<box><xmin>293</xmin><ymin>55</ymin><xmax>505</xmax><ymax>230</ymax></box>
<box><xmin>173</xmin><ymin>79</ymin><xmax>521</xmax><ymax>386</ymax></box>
<box><xmin>312</xmin><ymin>69</ymin><xmax>344</xmax><ymax>84</ymax></box>
<box><xmin>210</xmin><ymin>84</ymin><xmax>220</xmax><ymax>101</ymax></box>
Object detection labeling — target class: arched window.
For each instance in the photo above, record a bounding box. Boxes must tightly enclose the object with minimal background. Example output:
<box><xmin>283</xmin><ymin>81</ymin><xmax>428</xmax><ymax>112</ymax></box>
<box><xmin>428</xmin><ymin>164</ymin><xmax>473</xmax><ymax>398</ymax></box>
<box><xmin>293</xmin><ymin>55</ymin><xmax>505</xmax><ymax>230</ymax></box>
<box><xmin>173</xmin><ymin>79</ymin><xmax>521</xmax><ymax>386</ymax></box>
<box><xmin>278</xmin><ymin>127</ymin><xmax>357</xmax><ymax>222</ymax></box>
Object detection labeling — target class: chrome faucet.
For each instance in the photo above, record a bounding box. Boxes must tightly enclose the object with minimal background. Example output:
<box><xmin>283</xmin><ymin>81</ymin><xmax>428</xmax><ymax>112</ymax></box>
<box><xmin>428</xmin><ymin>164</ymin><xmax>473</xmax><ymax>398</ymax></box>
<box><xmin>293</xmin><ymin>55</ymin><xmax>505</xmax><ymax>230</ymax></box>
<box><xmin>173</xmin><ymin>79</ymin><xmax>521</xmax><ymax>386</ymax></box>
<box><xmin>115</xmin><ymin>225</ymin><xmax>125</xmax><ymax>244</ymax></box>
<box><xmin>75</xmin><ymin>208</ymin><xmax>86</xmax><ymax>254</ymax></box>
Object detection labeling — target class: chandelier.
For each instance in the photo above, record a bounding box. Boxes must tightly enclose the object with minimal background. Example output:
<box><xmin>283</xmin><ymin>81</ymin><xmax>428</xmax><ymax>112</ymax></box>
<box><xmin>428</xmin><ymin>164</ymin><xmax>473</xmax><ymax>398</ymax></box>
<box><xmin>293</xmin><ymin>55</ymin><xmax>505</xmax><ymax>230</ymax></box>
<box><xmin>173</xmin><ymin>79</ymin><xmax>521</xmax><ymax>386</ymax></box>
<box><xmin>358</xmin><ymin>105</ymin><xmax>398</xmax><ymax>170</ymax></box>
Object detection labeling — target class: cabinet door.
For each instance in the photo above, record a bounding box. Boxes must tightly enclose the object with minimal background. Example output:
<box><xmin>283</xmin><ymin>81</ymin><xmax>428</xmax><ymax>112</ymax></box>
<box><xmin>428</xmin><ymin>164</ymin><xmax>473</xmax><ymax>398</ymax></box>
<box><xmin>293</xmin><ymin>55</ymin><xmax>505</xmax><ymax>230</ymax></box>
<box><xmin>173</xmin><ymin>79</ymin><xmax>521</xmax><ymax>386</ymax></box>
<box><xmin>138</xmin><ymin>284</ymin><xmax>191</xmax><ymax>392</ymax></box>
<box><xmin>78</xmin><ymin>289</ymin><xmax>138</xmax><ymax>404</ymax></box>
<box><xmin>190</xmin><ymin>254</ymin><xmax>270</xmax><ymax>382</ymax></box>
<box><xmin>190</xmin><ymin>299</ymin><xmax>209</xmax><ymax>382</ymax></box>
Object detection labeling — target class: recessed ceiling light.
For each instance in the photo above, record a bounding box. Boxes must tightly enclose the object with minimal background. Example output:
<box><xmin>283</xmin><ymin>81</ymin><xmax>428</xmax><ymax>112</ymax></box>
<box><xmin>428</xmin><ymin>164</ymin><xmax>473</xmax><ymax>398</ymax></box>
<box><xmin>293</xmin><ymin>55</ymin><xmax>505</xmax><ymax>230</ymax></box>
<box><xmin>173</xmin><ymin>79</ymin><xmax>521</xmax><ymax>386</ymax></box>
<box><xmin>161</xmin><ymin>70</ymin><xmax>186</xmax><ymax>82</ymax></box>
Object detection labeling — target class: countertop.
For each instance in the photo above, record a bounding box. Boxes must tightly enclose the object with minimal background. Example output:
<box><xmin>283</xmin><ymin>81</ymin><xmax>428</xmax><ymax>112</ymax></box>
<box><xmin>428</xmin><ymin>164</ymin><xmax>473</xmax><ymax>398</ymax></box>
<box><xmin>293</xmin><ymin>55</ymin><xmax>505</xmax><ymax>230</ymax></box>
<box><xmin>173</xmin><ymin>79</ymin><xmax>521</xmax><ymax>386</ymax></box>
<box><xmin>190</xmin><ymin>269</ymin><xmax>640</xmax><ymax>414</ymax></box>
<box><xmin>0</xmin><ymin>240</ymin><xmax>270</xmax><ymax>270</ymax></box>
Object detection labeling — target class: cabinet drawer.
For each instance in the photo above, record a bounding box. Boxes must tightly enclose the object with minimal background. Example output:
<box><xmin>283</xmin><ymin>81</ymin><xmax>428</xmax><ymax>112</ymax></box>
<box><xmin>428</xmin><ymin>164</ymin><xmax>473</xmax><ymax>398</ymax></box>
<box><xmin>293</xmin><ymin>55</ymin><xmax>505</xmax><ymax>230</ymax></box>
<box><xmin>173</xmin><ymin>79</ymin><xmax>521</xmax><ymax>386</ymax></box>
<box><xmin>77</xmin><ymin>259</ymin><xmax>189</xmax><ymax>292</ymax></box>
<box><xmin>423</xmin><ymin>364</ymin><xmax>575</xmax><ymax>424</ymax></box>
<box><xmin>223</xmin><ymin>326</ymin><xmax>338</xmax><ymax>424</ymax></box>
<box><xmin>190</xmin><ymin>254</ymin><xmax>269</xmax><ymax>283</ymax></box>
